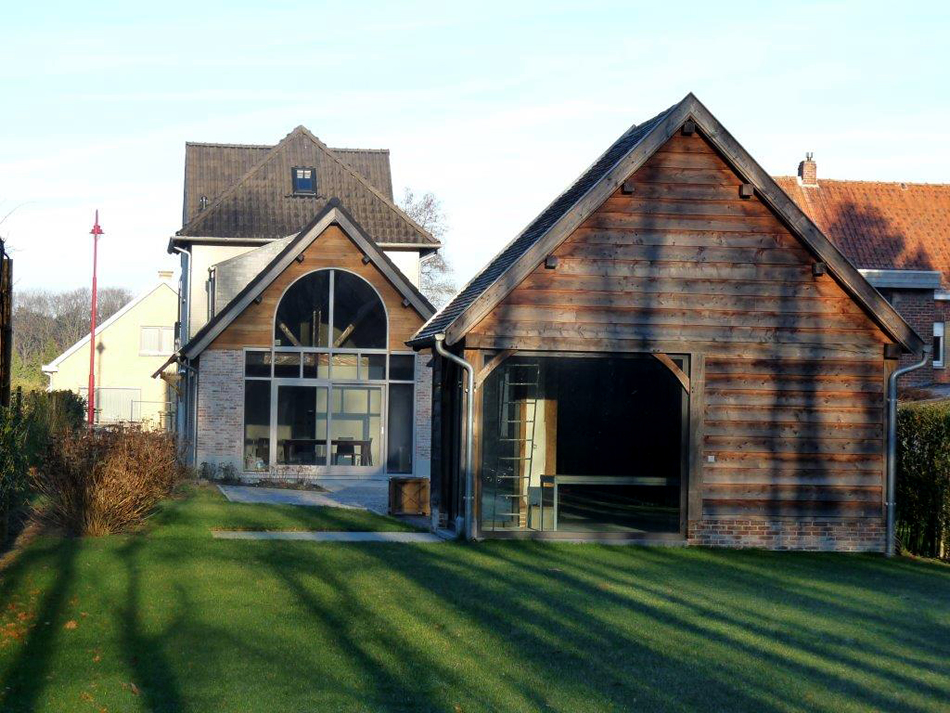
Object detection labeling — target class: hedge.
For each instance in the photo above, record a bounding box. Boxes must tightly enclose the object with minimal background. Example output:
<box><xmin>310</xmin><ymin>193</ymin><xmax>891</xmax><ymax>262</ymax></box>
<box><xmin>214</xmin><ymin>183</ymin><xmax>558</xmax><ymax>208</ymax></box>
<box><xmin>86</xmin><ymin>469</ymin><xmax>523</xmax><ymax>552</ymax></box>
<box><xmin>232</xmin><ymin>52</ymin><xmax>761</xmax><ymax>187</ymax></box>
<box><xmin>896</xmin><ymin>400</ymin><xmax>950</xmax><ymax>559</ymax></box>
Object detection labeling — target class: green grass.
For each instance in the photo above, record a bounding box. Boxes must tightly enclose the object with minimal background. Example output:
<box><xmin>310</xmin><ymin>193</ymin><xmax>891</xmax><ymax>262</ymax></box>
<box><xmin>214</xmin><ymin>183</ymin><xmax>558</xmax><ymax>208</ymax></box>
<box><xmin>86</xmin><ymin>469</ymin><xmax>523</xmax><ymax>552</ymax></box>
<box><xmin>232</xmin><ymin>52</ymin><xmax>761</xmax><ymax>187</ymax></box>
<box><xmin>149</xmin><ymin>484</ymin><xmax>419</xmax><ymax>535</ymax></box>
<box><xmin>0</xmin><ymin>486</ymin><xmax>948</xmax><ymax>713</ymax></box>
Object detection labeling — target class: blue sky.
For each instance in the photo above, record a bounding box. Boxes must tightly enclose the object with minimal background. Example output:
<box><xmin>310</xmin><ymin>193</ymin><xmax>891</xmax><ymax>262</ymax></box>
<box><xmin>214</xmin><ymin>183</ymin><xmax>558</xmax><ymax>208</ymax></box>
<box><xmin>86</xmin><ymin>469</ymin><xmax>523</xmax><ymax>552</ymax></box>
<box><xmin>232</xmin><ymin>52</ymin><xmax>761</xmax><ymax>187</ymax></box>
<box><xmin>1</xmin><ymin>1</ymin><xmax>948</xmax><ymax>294</ymax></box>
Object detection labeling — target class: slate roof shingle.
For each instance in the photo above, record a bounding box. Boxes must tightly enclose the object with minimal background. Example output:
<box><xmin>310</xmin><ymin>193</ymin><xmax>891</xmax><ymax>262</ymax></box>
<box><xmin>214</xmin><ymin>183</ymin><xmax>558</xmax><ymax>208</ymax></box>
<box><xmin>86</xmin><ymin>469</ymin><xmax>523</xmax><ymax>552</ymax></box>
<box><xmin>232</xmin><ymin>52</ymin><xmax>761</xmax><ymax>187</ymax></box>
<box><xmin>178</xmin><ymin>127</ymin><xmax>435</xmax><ymax>247</ymax></box>
<box><xmin>774</xmin><ymin>177</ymin><xmax>950</xmax><ymax>288</ymax></box>
<box><xmin>409</xmin><ymin>104</ymin><xmax>676</xmax><ymax>345</ymax></box>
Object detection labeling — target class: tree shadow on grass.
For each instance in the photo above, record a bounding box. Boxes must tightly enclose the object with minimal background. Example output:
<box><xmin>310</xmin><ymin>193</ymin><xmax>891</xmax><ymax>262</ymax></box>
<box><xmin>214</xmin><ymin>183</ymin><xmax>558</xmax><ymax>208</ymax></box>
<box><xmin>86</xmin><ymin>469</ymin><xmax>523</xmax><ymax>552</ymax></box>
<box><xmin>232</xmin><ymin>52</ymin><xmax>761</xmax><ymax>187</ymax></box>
<box><xmin>0</xmin><ymin>538</ymin><xmax>78</xmax><ymax>713</ymax></box>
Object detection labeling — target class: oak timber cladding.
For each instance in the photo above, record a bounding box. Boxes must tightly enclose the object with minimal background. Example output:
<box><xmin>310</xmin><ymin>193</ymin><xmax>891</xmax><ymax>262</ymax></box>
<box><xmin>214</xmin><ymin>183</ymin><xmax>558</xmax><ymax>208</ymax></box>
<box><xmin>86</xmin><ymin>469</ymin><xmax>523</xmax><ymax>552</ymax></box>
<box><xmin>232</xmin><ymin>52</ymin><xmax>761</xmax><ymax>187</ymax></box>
<box><xmin>468</xmin><ymin>130</ymin><xmax>889</xmax><ymax>521</ymax></box>
<box><xmin>207</xmin><ymin>225</ymin><xmax>425</xmax><ymax>352</ymax></box>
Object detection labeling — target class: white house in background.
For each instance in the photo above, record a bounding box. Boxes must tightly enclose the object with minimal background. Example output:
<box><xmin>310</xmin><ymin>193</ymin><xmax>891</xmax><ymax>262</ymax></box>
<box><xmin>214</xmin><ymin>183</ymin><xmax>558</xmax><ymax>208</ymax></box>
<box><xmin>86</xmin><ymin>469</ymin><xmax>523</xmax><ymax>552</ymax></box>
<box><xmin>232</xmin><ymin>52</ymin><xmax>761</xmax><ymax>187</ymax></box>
<box><xmin>43</xmin><ymin>272</ymin><xmax>179</xmax><ymax>427</ymax></box>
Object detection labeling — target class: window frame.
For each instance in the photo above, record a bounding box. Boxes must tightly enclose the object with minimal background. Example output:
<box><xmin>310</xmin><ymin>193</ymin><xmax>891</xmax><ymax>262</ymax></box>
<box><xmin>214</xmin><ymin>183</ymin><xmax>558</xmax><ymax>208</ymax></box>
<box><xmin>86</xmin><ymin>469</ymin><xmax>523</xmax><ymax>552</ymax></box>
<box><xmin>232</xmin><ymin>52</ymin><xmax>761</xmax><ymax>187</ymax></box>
<box><xmin>239</xmin><ymin>270</ymin><xmax>419</xmax><ymax>476</ymax></box>
<box><xmin>291</xmin><ymin>166</ymin><xmax>317</xmax><ymax>196</ymax></box>
<box><xmin>934</xmin><ymin>322</ymin><xmax>945</xmax><ymax>369</ymax></box>
<box><xmin>139</xmin><ymin>325</ymin><xmax>175</xmax><ymax>356</ymax></box>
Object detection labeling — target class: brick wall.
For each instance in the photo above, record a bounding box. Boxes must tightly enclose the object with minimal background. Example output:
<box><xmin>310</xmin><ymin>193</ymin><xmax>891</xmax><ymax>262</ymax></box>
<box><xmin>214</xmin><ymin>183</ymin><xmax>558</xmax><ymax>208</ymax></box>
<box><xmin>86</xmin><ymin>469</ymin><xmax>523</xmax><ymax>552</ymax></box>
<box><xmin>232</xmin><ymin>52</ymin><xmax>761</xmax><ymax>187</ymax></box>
<box><xmin>195</xmin><ymin>350</ymin><xmax>244</xmax><ymax>471</ymax></box>
<box><xmin>888</xmin><ymin>289</ymin><xmax>935</xmax><ymax>386</ymax></box>
<box><xmin>688</xmin><ymin>518</ymin><xmax>884</xmax><ymax>552</ymax></box>
<box><xmin>414</xmin><ymin>350</ymin><xmax>433</xmax><ymax>477</ymax></box>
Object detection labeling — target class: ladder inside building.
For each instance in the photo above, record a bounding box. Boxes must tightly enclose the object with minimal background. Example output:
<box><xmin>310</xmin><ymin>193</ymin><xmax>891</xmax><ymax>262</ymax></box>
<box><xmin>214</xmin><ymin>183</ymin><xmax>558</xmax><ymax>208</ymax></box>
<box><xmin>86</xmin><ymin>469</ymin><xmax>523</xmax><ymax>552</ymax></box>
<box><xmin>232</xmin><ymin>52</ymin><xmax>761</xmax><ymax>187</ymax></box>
<box><xmin>487</xmin><ymin>361</ymin><xmax>540</xmax><ymax>530</ymax></box>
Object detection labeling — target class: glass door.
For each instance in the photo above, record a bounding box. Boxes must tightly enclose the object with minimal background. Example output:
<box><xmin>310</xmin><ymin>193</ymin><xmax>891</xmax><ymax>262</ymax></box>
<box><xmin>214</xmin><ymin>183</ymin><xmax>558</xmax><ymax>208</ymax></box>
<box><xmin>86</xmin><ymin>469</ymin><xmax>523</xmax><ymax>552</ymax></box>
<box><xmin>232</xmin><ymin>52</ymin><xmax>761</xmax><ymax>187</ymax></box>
<box><xmin>270</xmin><ymin>381</ymin><xmax>384</xmax><ymax>474</ymax></box>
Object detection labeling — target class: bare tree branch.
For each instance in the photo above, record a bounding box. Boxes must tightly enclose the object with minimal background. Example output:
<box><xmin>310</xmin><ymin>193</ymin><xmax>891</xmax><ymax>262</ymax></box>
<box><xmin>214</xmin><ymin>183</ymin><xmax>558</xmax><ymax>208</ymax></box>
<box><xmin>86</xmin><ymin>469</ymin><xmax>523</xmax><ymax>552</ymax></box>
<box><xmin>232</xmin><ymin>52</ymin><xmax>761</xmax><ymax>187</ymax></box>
<box><xmin>399</xmin><ymin>188</ymin><xmax>456</xmax><ymax>309</ymax></box>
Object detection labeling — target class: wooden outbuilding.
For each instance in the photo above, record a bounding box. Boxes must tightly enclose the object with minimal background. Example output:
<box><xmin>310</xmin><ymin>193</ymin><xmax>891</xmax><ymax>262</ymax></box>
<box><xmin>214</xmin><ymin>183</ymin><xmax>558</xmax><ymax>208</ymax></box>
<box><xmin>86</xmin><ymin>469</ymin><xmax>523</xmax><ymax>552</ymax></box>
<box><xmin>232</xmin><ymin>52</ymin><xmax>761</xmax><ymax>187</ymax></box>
<box><xmin>409</xmin><ymin>94</ymin><xmax>924</xmax><ymax>550</ymax></box>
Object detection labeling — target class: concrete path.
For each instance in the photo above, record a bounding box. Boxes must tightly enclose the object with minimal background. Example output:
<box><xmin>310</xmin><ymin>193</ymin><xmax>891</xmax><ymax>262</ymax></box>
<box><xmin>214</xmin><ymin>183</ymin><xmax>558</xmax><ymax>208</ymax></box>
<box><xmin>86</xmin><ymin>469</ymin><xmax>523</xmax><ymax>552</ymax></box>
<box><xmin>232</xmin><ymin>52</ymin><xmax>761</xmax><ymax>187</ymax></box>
<box><xmin>212</xmin><ymin>530</ymin><xmax>443</xmax><ymax>543</ymax></box>
<box><xmin>219</xmin><ymin>479</ymin><xmax>388</xmax><ymax>514</ymax></box>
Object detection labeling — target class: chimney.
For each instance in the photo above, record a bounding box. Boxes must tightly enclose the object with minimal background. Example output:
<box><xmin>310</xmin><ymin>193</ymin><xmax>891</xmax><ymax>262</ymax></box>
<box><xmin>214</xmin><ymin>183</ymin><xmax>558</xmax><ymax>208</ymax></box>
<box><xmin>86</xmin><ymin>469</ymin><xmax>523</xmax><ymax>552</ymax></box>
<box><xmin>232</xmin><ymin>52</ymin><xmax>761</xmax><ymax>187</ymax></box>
<box><xmin>158</xmin><ymin>270</ymin><xmax>174</xmax><ymax>282</ymax></box>
<box><xmin>798</xmin><ymin>152</ymin><xmax>817</xmax><ymax>187</ymax></box>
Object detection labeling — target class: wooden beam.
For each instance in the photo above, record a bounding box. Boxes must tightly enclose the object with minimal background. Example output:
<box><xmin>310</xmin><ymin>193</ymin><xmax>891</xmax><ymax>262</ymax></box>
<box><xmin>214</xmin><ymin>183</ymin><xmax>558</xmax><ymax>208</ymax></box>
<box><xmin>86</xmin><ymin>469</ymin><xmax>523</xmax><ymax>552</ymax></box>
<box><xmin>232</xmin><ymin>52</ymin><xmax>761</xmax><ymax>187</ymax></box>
<box><xmin>652</xmin><ymin>353</ymin><xmax>690</xmax><ymax>392</ymax></box>
<box><xmin>474</xmin><ymin>348</ymin><xmax>515</xmax><ymax>389</ymax></box>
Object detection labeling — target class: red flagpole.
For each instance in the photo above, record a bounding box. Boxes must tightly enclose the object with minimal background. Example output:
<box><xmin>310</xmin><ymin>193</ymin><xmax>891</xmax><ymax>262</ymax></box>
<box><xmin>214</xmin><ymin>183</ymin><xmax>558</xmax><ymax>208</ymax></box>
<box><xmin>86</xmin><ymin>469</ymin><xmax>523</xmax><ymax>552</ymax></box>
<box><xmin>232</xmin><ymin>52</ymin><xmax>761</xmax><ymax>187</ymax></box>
<box><xmin>87</xmin><ymin>211</ymin><xmax>103</xmax><ymax>427</ymax></box>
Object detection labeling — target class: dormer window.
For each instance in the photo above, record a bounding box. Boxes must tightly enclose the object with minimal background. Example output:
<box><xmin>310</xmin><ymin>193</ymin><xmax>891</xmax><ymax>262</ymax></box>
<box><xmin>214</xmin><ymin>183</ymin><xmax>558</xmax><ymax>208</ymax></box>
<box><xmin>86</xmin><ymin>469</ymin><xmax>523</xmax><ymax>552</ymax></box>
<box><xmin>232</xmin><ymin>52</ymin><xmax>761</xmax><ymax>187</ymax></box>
<box><xmin>292</xmin><ymin>167</ymin><xmax>316</xmax><ymax>195</ymax></box>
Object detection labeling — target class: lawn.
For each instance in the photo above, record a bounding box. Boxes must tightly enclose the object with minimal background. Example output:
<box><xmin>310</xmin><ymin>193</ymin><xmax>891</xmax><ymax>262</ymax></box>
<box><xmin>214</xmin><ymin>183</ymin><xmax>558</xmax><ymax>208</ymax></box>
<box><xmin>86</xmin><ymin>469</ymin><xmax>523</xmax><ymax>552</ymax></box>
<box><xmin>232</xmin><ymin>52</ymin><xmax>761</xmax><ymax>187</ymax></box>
<box><xmin>0</xmin><ymin>486</ymin><xmax>948</xmax><ymax>713</ymax></box>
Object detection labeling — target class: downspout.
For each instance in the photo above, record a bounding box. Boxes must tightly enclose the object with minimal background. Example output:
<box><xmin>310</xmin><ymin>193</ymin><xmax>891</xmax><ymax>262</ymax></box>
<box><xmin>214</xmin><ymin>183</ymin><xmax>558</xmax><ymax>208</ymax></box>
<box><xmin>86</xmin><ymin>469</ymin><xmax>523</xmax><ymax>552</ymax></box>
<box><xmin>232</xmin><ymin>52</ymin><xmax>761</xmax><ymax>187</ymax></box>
<box><xmin>434</xmin><ymin>334</ymin><xmax>476</xmax><ymax>541</ymax></box>
<box><xmin>177</xmin><ymin>358</ymin><xmax>199</xmax><ymax>467</ymax></box>
<box><xmin>171</xmin><ymin>246</ymin><xmax>194</xmax><ymax>464</ymax></box>
<box><xmin>886</xmin><ymin>346</ymin><xmax>930</xmax><ymax>557</ymax></box>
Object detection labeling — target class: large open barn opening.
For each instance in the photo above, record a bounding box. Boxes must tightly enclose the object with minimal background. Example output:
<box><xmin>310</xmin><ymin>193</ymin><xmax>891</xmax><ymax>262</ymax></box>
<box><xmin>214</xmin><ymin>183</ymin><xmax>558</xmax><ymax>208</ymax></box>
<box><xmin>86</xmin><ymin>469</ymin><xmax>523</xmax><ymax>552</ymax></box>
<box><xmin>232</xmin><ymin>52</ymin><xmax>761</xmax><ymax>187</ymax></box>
<box><xmin>479</xmin><ymin>354</ymin><xmax>687</xmax><ymax>537</ymax></box>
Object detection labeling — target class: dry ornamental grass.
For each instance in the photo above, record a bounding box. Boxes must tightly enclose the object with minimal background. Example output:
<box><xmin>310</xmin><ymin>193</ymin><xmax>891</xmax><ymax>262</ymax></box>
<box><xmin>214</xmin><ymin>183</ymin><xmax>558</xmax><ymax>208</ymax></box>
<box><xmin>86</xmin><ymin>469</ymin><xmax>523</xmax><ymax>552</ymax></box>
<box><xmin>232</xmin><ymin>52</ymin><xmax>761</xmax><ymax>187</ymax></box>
<box><xmin>31</xmin><ymin>426</ymin><xmax>185</xmax><ymax>536</ymax></box>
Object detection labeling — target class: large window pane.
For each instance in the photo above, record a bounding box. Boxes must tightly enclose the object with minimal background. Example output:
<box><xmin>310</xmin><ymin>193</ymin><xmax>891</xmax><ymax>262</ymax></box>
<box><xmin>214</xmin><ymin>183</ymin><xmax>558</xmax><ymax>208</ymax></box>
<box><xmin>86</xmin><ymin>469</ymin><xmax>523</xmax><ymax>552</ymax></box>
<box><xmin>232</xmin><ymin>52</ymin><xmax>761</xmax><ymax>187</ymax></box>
<box><xmin>389</xmin><ymin>354</ymin><xmax>415</xmax><ymax>381</ymax></box>
<box><xmin>273</xmin><ymin>352</ymin><xmax>301</xmax><ymax>378</ymax></box>
<box><xmin>244</xmin><ymin>380</ymin><xmax>270</xmax><ymax>471</ymax></box>
<box><xmin>480</xmin><ymin>356</ymin><xmax>684</xmax><ymax>534</ymax></box>
<box><xmin>277</xmin><ymin>385</ymin><xmax>328</xmax><ymax>465</ymax></box>
<box><xmin>332</xmin><ymin>271</ymin><xmax>386</xmax><ymax>349</ymax></box>
<box><xmin>387</xmin><ymin>383</ymin><xmax>413</xmax><ymax>474</ymax></box>
<box><xmin>245</xmin><ymin>351</ymin><xmax>272</xmax><ymax>378</ymax></box>
<box><xmin>330</xmin><ymin>386</ymin><xmax>381</xmax><ymax>466</ymax></box>
<box><xmin>303</xmin><ymin>353</ymin><xmax>329</xmax><ymax>379</ymax></box>
<box><xmin>275</xmin><ymin>271</ymin><xmax>330</xmax><ymax>347</ymax></box>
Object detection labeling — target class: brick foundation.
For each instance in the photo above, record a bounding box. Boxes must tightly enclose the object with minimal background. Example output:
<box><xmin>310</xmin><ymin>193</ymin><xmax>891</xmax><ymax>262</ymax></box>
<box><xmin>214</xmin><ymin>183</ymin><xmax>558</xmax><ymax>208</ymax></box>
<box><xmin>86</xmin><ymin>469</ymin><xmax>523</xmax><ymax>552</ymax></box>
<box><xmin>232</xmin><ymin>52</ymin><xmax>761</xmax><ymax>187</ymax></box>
<box><xmin>688</xmin><ymin>518</ymin><xmax>885</xmax><ymax>552</ymax></box>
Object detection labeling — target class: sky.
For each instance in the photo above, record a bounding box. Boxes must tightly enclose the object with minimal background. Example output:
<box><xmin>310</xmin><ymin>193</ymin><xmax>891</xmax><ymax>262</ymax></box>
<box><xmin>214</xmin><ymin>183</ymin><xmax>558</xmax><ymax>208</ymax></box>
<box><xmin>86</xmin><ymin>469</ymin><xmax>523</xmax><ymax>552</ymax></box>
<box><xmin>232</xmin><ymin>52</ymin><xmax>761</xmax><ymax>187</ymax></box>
<box><xmin>1</xmin><ymin>1</ymin><xmax>949</xmax><ymax>296</ymax></box>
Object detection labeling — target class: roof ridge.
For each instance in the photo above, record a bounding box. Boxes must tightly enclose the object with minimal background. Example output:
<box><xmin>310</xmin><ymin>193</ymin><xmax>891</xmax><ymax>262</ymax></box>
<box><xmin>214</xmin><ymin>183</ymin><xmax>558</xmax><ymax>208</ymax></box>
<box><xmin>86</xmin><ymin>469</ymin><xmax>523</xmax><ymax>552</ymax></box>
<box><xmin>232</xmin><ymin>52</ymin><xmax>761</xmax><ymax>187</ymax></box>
<box><xmin>186</xmin><ymin>141</ymin><xmax>273</xmax><ymax>149</ymax></box>
<box><xmin>330</xmin><ymin>147</ymin><xmax>390</xmax><ymax>154</ymax></box>
<box><xmin>774</xmin><ymin>175</ymin><xmax>950</xmax><ymax>188</ymax></box>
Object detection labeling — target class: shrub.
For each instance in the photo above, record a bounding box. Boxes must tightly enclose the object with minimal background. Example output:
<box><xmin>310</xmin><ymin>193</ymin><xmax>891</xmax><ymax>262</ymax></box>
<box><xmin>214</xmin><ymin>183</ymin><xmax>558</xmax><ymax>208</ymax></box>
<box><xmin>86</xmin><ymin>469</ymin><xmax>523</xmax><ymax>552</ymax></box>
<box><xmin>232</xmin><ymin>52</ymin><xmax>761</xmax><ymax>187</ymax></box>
<box><xmin>32</xmin><ymin>426</ymin><xmax>184</xmax><ymax>536</ymax></box>
<box><xmin>0</xmin><ymin>404</ymin><xmax>30</xmax><ymax>542</ymax></box>
<box><xmin>22</xmin><ymin>389</ymin><xmax>86</xmax><ymax>466</ymax></box>
<box><xmin>896</xmin><ymin>401</ymin><xmax>950</xmax><ymax>559</ymax></box>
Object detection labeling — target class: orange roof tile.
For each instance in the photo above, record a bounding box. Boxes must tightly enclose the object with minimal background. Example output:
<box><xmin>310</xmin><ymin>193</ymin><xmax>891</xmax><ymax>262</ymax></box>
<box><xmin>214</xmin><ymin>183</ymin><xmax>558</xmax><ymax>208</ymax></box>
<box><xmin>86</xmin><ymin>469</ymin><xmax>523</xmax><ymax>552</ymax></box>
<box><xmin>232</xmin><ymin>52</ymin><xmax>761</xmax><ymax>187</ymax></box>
<box><xmin>774</xmin><ymin>176</ymin><xmax>950</xmax><ymax>288</ymax></box>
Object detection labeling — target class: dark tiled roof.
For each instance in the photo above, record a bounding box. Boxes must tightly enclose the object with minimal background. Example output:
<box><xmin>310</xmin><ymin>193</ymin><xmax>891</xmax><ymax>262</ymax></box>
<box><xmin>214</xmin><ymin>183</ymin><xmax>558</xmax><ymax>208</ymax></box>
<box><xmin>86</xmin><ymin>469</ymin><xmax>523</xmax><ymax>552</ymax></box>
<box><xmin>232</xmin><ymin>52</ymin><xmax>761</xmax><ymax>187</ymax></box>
<box><xmin>178</xmin><ymin>127</ymin><xmax>435</xmax><ymax>246</ymax></box>
<box><xmin>410</xmin><ymin>104</ymin><xmax>676</xmax><ymax>345</ymax></box>
<box><xmin>774</xmin><ymin>177</ymin><xmax>950</xmax><ymax>288</ymax></box>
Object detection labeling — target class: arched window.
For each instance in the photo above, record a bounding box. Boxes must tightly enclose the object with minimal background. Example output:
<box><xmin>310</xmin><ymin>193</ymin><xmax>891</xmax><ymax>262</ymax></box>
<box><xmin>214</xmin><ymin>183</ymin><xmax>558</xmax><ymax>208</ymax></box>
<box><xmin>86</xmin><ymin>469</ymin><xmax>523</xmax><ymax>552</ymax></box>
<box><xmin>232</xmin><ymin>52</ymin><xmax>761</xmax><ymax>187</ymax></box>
<box><xmin>274</xmin><ymin>270</ymin><xmax>386</xmax><ymax>349</ymax></box>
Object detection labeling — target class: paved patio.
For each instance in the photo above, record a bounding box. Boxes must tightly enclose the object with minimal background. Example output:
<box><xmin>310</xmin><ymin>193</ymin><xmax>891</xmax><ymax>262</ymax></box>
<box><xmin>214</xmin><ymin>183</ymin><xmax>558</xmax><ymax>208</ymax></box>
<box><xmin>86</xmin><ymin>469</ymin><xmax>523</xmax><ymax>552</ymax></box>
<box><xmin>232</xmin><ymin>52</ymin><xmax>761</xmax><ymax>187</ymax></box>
<box><xmin>219</xmin><ymin>479</ymin><xmax>389</xmax><ymax>514</ymax></box>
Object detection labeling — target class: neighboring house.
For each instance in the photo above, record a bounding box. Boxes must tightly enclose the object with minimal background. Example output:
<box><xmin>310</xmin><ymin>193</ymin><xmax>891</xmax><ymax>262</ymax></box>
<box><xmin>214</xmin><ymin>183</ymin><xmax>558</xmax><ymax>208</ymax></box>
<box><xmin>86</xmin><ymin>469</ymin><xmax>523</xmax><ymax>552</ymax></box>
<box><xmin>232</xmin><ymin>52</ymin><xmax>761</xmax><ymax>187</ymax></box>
<box><xmin>775</xmin><ymin>160</ymin><xmax>949</xmax><ymax>387</ymax></box>
<box><xmin>411</xmin><ymin>94</ymin><xmax>924</xmax><ymax>552</ymax></box>
<box><xmin>43</xmin><ymin>273</ymin><xmax>178</xmax><ymax>427</ymax></box>
<box><xmin>162</xmin><ymin>127</ymin><xmax>439</xmax><ymax>478</ymax></box>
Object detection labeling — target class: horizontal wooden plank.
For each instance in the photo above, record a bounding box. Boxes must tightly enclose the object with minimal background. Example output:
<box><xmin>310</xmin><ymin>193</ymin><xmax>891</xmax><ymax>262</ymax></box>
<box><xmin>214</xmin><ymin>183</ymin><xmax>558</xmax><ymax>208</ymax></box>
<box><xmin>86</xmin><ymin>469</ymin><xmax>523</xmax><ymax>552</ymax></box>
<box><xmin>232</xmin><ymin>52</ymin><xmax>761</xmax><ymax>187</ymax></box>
<box><xmin>587</xmin><ymin>212</ymin><xmax>784</xmax><ymax>234</ymax></box>
<box><xmin>599</xmin><ymin>194</ymin><xmax>774</xmax><ymax>218</ymax></box>
<box><xmin>553</xmin><ymin>257</ymin><xmax>819</xmax><ymax>282</ymax></box>
<box><xmin>645</xmin><ymin>150</ymin><xmax>739</xmax><ymax>171</ymax></box>
<box><xmin>504</xmin><ymin>287</ymin><xmax>866</xmax><ymax>317</ymax></box>
<box><xmin>705</xmin><ymin>405</ymin><xmax>884</xmax><ymax>426</ymax></box>
<box><xmin>705</xmin><ymin>375</ymin><xmax>883</xmax><ymax>393</ymax></box>
<box><xmin>557</xmin><ymin>242</ymin><xmax>809</xmax><ymax>266</ymax></box>
<box><xmin>703</xmin><ymin>421</ymin><xmax>883</xmax><ymax>440</ymax></box>
<box><xmin>703</xmin><ymin>484</ymin><xmax>881</xmax><ymax>503</ymax></box>
<box><xmin>705</xmin><ymin>358</ymin><xmax>884</xmax><ymax>378</ymax></box>
<box><xmin>464</xmin><ymin>333</ymin><xmax>883</xmax><ymax>360</ymax></box>
<box><xmin>627</xmin><ymin>165</ymin><xmax>741</xmax><ymax>186</ymax></box>
<box><xmin>702</xmin><ymin>470</ymin><xmax>883</xmax><ymax>487</ymax></box>
<box><xmin>473</xmin><ymin>319</ymin><xmax>885</xmax><ymax>350</ymax></box>
<box><xmin>704</xmin><ymin>451</ymin><xmax>882</xmax><ymax>468</ymax></box>
<box><xmin>704</xmin><ymin>435</ymin><xmax>881</xmax><ymax>455</ymax></box>
<box><xmin>518</xmin><ymin>272</ymin><xmax>855</xmax><ymax>299</ymax></box>
<box><xmin>571</xmin><ymin>227</ymin><xmax>798</xmax><ymax>250</ymax></box>
<box><xmin>486</xmin><ymin>304</ymin><xmax>878</xmax><ymax>333</ymax></box>
<box><xmin>705</xmin><ymin>390</ymin><xmax>883</xmax><ymax>408</ymax></box>
<box><xmin>702</xmin><ymin>499</ymin><xmax>881</xmax><ymax>518</ymax></box>
<box><xmin>615</xmin><ymin>182</ymin><xmax>756</xmax><ymax>203</ymax></box>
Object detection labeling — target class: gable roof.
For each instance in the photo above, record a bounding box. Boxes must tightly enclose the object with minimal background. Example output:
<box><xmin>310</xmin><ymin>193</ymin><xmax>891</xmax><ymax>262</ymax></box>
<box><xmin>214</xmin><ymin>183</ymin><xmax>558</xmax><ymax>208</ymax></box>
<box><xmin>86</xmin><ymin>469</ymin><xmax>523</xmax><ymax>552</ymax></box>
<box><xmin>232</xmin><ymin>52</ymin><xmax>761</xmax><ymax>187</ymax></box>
<box><xmin>175</xmin><ymin>126</ymin><xmax>436</xmax><ymax>248</ymax></box>
<box><xmin>773</xmin><ymin>176</ymin><xmax>950</xmax><ymax>289</ymax></box>
<box><xmin>42</xmin><ymin>281</ymin><xmax>177</xmax><ymax>373</ymax></box>
<box><xmin>176</xmin><ymin>199</ymin><xmax>435</xmax><ymax>362</ymax></box>
<box><xmin>182</xmin><ymin>142</ymin><xmax>395</xmax><ymax>225</ymax></box>
<box><xmin>410</xmin><ymin>93</ymin><xmax>924</xmax><ymax>354</ymax></box>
